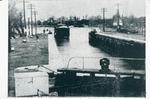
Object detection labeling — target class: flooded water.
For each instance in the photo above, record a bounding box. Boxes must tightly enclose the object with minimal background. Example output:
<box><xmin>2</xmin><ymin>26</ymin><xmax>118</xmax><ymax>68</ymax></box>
<box><xmin>41</xmin><ymin>27</ymin><xmax>145</xmax><ymax>72</ymax></box>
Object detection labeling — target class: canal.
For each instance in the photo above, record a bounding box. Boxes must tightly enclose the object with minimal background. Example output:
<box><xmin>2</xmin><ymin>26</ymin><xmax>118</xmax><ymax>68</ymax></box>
<box><xmin>39</xmin><ymin>27</ymin><xmax>145</xmax><ymax>72</ymax></box>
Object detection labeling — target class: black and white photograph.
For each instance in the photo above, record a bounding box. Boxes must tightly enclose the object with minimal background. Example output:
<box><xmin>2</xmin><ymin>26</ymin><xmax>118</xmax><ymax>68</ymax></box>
<box><xmin>6</xmin><ymin>0</ymin><xmax>146</xmax><ymax>97</ymax></box>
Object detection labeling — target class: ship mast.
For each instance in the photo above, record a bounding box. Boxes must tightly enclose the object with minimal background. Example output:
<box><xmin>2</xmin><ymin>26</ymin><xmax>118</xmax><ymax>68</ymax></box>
<box><xmin>117</xmin><ymin>3</ymin><xmax>120</xmax><ymax>29</ymax></box>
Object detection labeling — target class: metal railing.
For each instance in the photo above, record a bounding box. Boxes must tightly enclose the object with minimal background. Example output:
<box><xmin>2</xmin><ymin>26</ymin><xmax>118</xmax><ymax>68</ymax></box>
<box><xmin>67</xmin><ymin>57</ymin><xmax>145</xmax><ymax>69</ymax></box>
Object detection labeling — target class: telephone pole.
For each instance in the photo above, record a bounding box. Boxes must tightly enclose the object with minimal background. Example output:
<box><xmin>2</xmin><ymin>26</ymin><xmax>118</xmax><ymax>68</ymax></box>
<box><xmin>23</xmin><ymin>0</ymin><xmax>26</xmax><ymax>29</ymax></box>
<box><xmin>27</xmin><ymin>17</ymin><xmax>30</xmax><ymax>36</ymax></box>
<box><xmin>34</xmin><ymin>11</ymin><xmax>37</xmax><ymax>35</ymax></box>
<box><xmin>28</xmin><ymin>4</ymin><xmax>33</xmax><ymax>36</ymax></box>
<box><xmin>102</xmin><ymin>8</ymin><xmax>106</xmax><ymax>32</ymax></box>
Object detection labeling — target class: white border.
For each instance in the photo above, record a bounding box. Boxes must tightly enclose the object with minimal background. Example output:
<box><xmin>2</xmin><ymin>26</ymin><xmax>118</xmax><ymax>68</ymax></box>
<box><xmin>0</xmin><ymin>0</ymin><xmax>8</xmax><ymax>98</ymax></box>
<box><xmin>0</xmin><ymin>0</ymin><xmax>149</xmax><ymax>99</ymax></box>
<box><xmin>146</xmin><ymin>0</ymin><xmax>150</xmax><ymax>98</ymax></box>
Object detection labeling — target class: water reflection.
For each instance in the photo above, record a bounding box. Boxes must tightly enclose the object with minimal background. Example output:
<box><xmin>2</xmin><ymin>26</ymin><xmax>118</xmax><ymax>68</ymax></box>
<box><xmin>121</xmin><ymin>59</ymin><xmax>145</xmax><ymax>70</ymax></box>
<box><xmin>55</xmin><ymin>38</ymin><xmax>70</xmax><ymax>46</ymax></box>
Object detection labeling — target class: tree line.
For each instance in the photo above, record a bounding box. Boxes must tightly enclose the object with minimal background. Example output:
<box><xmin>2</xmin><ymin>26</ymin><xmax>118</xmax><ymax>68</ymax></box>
<box><xmin>37</xmin><ymin>15</ymin><xmax>145</xmax><ymax>29</ymax></box>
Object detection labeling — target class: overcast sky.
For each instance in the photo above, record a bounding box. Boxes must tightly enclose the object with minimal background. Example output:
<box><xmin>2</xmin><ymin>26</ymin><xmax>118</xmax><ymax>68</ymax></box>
<box><xmin>15</xmin><ymin>0</ymin><xmax>145</xmax><ymax>20</ymax></box>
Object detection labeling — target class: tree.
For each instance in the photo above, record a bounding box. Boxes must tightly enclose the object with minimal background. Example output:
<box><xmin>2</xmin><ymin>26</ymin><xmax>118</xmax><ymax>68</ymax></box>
<box><xmin>42</xmin><ymin>20</ymin><xmax>48</xmax><ymax>26</ymax></box>
<box><xmin>9</xmin><ymin>0</ymin><xmax>24</xmax><ymax>52</ymax></box>
<box><xmin>37</xmin><ymin>20</ymin><xmax>42</xmax><ymax>26</ymax></box>
<box><xmin>9</xmin><ymin>0</ymin><xmax>17</xmax><ymax>52</ymax></box>
<box><xmin>47</xmin><ymin>16</ymin><xmax>55</xmax><ymax>26</ymax></box>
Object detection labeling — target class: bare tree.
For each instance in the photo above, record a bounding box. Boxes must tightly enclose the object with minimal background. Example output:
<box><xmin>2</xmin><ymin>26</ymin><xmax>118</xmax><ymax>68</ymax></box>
<box><xmin>9</xmin><ymin>0</ymin><xmax>24</xmax><ymax>52</ymax></box>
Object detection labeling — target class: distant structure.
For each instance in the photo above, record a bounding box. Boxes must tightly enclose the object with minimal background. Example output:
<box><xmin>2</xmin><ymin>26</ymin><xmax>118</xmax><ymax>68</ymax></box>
<box><xmin>113</xmin><ymin>4</ymin><xmax>123</xmax><ymax>29</ymax></box>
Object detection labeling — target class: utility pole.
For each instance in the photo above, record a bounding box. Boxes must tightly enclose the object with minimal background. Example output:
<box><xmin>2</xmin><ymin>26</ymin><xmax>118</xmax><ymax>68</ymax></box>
<box><xmin>29</xmin><ymin>4</ymin><xmax>33</xmax><ymax>36</ymax></box>
<box><xmin>19</xmin><ymin>12</ymin><xmax>24</xmax><ymax>36</ymax></box>
<box><xmin>102</xmin><ymin>8</ymin><xmax>106</xmax><ymax>32</ymax></box>
<box><xmin>27</xmin><ymin>17</ymin><xmax>30</xmax><ymax>36</ymax></box>
<box><xmin>23</xmin><ymin>0</ymin><xmax>26</xmax><ymax>29</ymax></box>
<box><xmin>34</xmin><ymin>11</ymin><xmax>37</xmax><ymax>35</ymax></box>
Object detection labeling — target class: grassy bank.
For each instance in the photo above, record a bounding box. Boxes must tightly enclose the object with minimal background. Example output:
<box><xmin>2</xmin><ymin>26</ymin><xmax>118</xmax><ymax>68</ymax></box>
<box><xmin>8</xmin><ymin>34</ymin><xmax>49</xmax><ymax>96</ymax></box>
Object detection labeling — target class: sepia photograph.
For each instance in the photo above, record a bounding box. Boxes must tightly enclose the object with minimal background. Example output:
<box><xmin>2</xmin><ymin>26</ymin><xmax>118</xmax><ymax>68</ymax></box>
<box><xmin>8</xmin><ymin>0</ymin><xmax>145</xmax><ymax>97</ymax></box>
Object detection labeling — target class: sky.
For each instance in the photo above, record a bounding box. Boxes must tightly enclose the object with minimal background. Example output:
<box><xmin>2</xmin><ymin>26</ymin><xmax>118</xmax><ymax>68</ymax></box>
<box><xmin>15</xmin><ymin>0</ymin><xmax>145</xmax><ymax>20</ymax></box>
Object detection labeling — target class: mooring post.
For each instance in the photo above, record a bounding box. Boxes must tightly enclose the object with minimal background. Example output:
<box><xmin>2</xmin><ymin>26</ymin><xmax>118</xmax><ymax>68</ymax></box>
<box><xmin>115</xmin><ymin>74</ymin><xmax>120</xmax><ymax>96</ymax></box>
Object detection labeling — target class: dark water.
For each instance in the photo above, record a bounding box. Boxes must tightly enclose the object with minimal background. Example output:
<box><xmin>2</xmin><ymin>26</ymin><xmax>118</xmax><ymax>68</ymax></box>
<box><xmin>52</xmin><ymin>27</ymin><xmax>145</xmax><ymax>72</ymax></box>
